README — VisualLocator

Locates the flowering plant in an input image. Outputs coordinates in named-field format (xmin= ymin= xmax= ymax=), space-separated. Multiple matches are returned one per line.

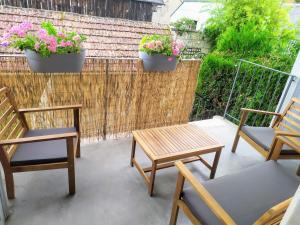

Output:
xmin=0 ymin=21 xmax=86 ymax=57
xmin=139 ymin=34 xmax=184 ymax=57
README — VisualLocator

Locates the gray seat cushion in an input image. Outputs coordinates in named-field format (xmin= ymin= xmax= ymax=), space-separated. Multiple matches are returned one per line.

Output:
xmin=241 ymin=126 xmax=299 ymax=155
xmin=11 ymin=127 xmax=76 ymax=166
xmin=182 ymin=162 xmax=300 ymax=225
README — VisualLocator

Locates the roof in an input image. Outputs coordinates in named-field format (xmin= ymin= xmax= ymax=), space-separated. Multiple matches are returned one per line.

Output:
xmin=134 ymin=0 xmax=164 ymax=5
xmin=0 ymin=6 xmax=169 ymax=58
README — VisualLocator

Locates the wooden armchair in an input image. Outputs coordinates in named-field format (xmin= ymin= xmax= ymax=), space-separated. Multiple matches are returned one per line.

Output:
xmin=231 ymin=98 xmax=300 ymax=175
xmin=0 ymin=87 xmax=81 ymax=199
xmin=169 ymin=161 xmax=299 ymax=225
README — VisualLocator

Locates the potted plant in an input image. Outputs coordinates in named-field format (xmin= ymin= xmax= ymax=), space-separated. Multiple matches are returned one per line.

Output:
xmin=138 ymin=34 xmax=185 ymax=72
xmin=0 ymin=21 xmax=87 ymax=73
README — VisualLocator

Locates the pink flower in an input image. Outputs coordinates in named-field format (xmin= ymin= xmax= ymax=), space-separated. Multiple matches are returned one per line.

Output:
xmin=34 ymin=43 xmax=40 ymax=51
xmin=47 ymin=36 xmax=57 ymax=45
xmin=65 ymin=41 xmax=73 ymax=46
xmin=38 ymin=29 xmax=48 ymax=40
xmin=19 ymin=22 xmax=33 ymax=32
xmin=147 ymin=42 xmax=155 ymax=49
xmin=72 ymin=35 xmax=81 ymax=42
xmin=172 ymin=47 xmax=180 ymax=56
xmin=8 ymin=22 xmax=32 ymax=38
xmin=2 ymin=33 xmax=11 ymax=39
xmin=0 ymin=41 xmax=10 ymax=47
xmin=168 ymin=57 xmax=173 ymax=62
xmin=17 ymin=30 xmax=26 ymax=38
xmin=48 ymin=44 xmax=57 ymax=53
xmin=57 ymin=31 xmax=65 ymax=38
xmin=60 ymin=40 xmax=73 ymax=47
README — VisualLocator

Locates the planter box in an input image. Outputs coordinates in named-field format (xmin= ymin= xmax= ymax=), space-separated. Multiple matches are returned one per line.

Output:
xmin=24 ymin=49 xmax=86 ymax=73
xmin=139 ymin=52 xmax=177 ymax=72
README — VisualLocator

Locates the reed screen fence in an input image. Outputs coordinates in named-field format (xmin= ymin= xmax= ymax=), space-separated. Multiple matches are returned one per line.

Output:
xmin=0 ymin=56 xmax=200 ymax=141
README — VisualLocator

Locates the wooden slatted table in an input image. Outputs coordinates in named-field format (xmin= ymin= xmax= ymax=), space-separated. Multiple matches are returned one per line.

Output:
xmin=130 ymin=124 xmax=224 ymax=196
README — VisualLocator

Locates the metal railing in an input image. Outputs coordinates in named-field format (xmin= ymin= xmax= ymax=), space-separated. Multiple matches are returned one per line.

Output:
xmin=224 ymin=59 xmax=297 ymax=126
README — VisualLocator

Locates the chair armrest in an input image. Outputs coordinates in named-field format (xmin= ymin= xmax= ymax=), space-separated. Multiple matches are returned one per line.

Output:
xmin=253 ymin=198 xmax=292 ymax=225
xmin=0 ymin=132 xmax=78 ymax=146
xmin=175 ymin=161 xmax=237 ymax=225
xmin=275 ymin=130 xmax=300 ymax=137
xmin=18 ymin=104 xmax=82 ymax=113
xmin=241 ymin=108 xmax=282 ymax=116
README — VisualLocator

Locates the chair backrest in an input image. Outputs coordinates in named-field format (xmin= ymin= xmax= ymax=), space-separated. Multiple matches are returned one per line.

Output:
xmin=0 ymin=87 xmax=27 ymax=160
xmin=253 ymin=198 xmax=291 ymax=225
xmin=275 ymin=97 xmax=300 ymax=150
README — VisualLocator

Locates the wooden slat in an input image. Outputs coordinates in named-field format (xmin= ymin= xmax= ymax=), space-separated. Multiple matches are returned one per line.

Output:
xmin=241 ymin=108 xmax=282 ymax=116
xmin=177 ymin=200 xmax=202 ymax=225
xmin=284 ymin=136 xmax=300 ymax=148
xmin=0 ymin=98 xmax=9 ymax=110
xmin=286 ymin=110 xmax=300 ymax=121
xmin=292 ymin=97 xmax=300 ymax=104
xmin=277 ymin=136 xmax=300 ymax=154
xmin=6 ymin=121 xmax=22 ymax=140
xmin=0 ymin=132 xmax=78 ymax=146
xmin=0 ymin=106 xmax=13 ymax=125
xmin=12 ymin=162 xmax=69 ymax=172
xmin=254 ymin=198 xmax=291 ymax=225
xmin=0 ymin=114 xmax=17 ymax=139
xmin=0 ymin=87 xmax=8 ymax=95
xmin=132 ymin=158 xmax=150 ymax=184
xmin=143 ymin=156 xmax=211 ymax=173
xmin=290 ymin=105 xmax=300 ymax=113
xmin=279 ymin=123 xmax=298 ymax=133
xmin=282 ymin=117 xmax=300 ymax=129
xmin=6 ymin=128 xmax=25 ymax=159
xmin=18 ymin=104 xmax=82 ymax=113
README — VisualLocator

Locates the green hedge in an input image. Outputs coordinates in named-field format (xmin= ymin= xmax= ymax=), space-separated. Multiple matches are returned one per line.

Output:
xmin=190 ymin=52 xmax=293 ymax=126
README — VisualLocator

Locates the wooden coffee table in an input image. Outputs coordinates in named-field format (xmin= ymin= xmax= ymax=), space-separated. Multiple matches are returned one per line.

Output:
xmin=130 ymin=124 xmax=224 ymax=196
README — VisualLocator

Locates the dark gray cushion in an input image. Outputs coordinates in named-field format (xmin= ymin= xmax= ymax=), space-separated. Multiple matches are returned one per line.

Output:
xmin=241 ymin=126 xmax=299 ymax=155
xmin=183 ymin=161 xmax=300 ymax=225
xmin=11 ymin=127 xmax=76 ymax=166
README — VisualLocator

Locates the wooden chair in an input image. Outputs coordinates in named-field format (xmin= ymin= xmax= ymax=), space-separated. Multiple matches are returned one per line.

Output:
xmin=0 ymin=87 xmax=81 ymax=199
xmin=169 ymin=161 xmax=300 ymax=225
xmin=232 ymin=98 xmax=300 ymax=175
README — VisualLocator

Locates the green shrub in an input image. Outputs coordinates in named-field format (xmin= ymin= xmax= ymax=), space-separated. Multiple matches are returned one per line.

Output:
xmin=191 ymin=0 xmax=300 ymax=125
xmin=216 ymin=22 xmax=274 ymax=56
xmin=191 ymin=52 xmax=236 ymax=120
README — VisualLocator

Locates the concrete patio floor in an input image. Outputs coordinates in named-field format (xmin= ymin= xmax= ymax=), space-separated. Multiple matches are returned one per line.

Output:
xmin=5 ymin=116 xmax=300 ymax=225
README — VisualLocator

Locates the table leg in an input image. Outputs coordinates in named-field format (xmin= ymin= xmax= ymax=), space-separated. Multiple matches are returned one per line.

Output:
xmin=148 ymin=161 xmax=157 ymax=196
xmin=210 ymin=149 xmax=221 ymax=179
xmin=130 ymin=137 xmax=136 ymax=167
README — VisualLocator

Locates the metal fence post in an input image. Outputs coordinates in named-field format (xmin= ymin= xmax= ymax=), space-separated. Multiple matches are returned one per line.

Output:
xmin=223 ymin=60 xmax=242 ymax=118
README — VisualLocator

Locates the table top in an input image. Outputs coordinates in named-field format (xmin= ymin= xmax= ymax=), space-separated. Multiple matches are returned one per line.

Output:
xmin=132 ymin=124 xmax=224 ymax=162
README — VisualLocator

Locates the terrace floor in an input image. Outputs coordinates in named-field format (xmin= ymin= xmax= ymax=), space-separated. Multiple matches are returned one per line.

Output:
xmin=5 ymin=116 xmax=300 ymax=225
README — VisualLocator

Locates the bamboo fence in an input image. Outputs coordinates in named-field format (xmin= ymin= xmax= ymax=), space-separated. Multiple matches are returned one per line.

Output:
xmin=0 ymin=56 xmax=201 ymax=141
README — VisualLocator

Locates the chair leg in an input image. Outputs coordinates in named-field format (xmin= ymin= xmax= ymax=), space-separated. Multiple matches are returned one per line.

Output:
xmin=76 ymin=137 xmax=81 ymax=158
xmin=297 ymin=165 xmax=300 ymax=176
xmin=68 ymin=165 xmax=76 ymax=195
xmin=231 ymin=132 xmax=240 ymax=153
xmin=4 ymin=171 xmax=15 ymax=199
xmin=169 ymin=172 xmax=185 ymax=225
xmin=67 ymin=137 xmax=76 ymax=195
xmin=130 ymin=138 xmax=136 ymax=167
